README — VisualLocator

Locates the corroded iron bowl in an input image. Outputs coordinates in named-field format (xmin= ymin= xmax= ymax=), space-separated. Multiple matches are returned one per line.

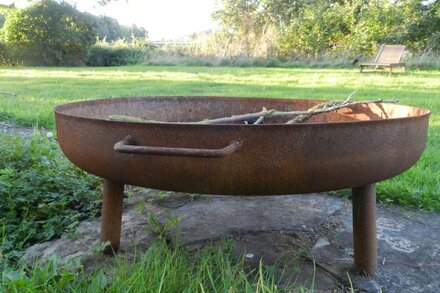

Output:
xmin=55 ymin=96 xmax=430 ymax=195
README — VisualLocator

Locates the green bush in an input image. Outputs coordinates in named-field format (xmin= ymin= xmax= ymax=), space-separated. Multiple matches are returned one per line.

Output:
xmin=1 ymin=0 xmax=96 ymax=66
xmin=427 ymin=32 xmax=440 ymax=51
xmin=86 ymin=40 xmax=151 ymax=66
xmin=0 ymin=42 xmax=10 ymax=66
xmin=0 ymin=133 xmax=101 ymax=271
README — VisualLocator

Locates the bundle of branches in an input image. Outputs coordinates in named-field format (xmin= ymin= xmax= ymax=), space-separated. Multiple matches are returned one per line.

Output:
xmin=109 ymin=90 xmax=398 ymax=125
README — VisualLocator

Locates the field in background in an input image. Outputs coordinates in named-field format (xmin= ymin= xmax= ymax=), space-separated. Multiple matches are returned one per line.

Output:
xmin=0 ymin=65 xmax=439 ymax=210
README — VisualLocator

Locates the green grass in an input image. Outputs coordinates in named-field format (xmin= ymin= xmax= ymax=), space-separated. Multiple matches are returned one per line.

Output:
xmin=2 ymin=239 xmax=311 ymax=292
xmin=0 ymin=65 xmax=439 ymax=211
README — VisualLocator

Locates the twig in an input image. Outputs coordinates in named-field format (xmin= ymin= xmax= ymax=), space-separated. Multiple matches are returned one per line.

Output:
xmin=285 ymin=101 xmax=333 ymax=124
xmin=253 ymin=107 xmax=266 ymax=125
xmin=253 ymin=116 xmax=265 ymax=125
xmin=108 ymin=115 xmax=163 ymax=123
xmin=0 ymin=91 xmax=17 ymax=96
xmin=204 ymin=99 xmax=397 ymax=125
xmin=344 ymin=89 xmax=359 ymax=103
xmin=110 ymin=109 xmax=277 ymax=124
xmin=286 ymin=90 xmax=359 ymax=124
xmin=286 ymin=97 xmax=397 ymax=124
xmin=200 ymin=108 xmax=276 ymax=124
xmin=108 ymin=96 xmax=398 ymax=125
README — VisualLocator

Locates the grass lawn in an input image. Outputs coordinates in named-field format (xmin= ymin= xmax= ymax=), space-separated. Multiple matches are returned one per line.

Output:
xmin=0 ymin=65 xmax=439 ymax=211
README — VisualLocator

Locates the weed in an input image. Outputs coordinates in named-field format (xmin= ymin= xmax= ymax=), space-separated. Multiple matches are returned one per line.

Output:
xmin=0 ymin=132 xmax=101 ymax=272
xmin=145 ymin=213 xmax=183 ymax=239
xmin=1 ymin=238 xmax=312 ymax=292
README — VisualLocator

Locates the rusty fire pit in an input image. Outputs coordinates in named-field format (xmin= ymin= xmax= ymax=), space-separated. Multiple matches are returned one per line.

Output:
xmin=54 ymin=96 xmax=430 ymax=274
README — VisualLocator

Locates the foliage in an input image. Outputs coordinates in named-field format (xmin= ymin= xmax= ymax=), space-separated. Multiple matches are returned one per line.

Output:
xmin=212 ymin=0 xmax=268 ymax=57
xmin=0 ymin=1 xmax=149 ymax=66
xmin=212 ymin=0 xmax=440 ymax=59
xmin=0 ymin=5 xmax=13 ymax=65
xmin=0 ymin=4 xmax=14 ymax=29
xmin=2 ymin=239 xmax=308 ymax=291
xmin=145 ymin=213 xmax=183 ymax=239
xmin=0 ymin=12 xmax=4 ymax=28
xmin=0 ymin=42 xmax=10 ymax=66
xmin=0 ymin=132 xmax=101 ymax=272
xmin=1 ymin=1 xmax=438 ymax=64
xmin=86 ymin=39 xmax=152 ymax=66
xmin=83 ymin=13 xmax=148 ymax=42
xmin=1 ymin=0 xmax=97 ymax=65
xmin=1 ymin=256 xmax=80 ymax=291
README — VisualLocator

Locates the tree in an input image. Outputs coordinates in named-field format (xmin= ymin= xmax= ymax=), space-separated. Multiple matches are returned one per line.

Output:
xmin=81 ymin=12 xmax=148 ymax=42
xmin=213 ymin=0 xmax=266 ymax=56
xmin=260 ymin=0 xmax=304 ymax=27
xmin=1 ymin=0 xmax=97 ymax=65
xmin=212 ymin=0 xmax=440 ymax=59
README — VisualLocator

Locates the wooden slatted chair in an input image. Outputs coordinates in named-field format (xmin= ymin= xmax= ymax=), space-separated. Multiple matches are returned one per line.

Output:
xmin=360 ymin=44 xmax=406 ymax=74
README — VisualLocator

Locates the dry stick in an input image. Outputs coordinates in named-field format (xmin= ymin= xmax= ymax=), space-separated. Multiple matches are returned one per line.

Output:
xmin=343 ymin=89 xmax=359 ymax=104
xmin=284 ymin=99 xmax=398 ymax=124
xmin=109 ymin=109 xmax=276 ymax=124
xmin=253 ymin=116 xmax=265 ymax=125
xmin=199 ymin=99 xmax=398 ymax=124
xmin=0 ymin=91 xmax=17 ymax=96
xmin=253 ymin=107 xmax=266 ymax=125
xmin=286 ymin=101 xmax=332 ymax=124
xmin=108 ymin=98 xmax=398 ymax=125
xmin=108 ymin=115 xmax=163 ymax=123
xmin=287 ymin=89 xmax=360 ymax=124
xmin=109 ymin=111 xmax=276 ymax=124
xmin=200 ymin=108 xmax=276 ymax=124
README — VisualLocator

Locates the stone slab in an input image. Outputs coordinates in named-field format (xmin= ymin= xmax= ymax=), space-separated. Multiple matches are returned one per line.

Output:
xmin=311 ymin=204 xmax=440 ymax=293
xmin=166 ymin=194 xmax=344 ymax=243
xmin=230 ymin=232 xmax=342 ymax=292
xmin=23 ymin=190 xmax=440 ymax=292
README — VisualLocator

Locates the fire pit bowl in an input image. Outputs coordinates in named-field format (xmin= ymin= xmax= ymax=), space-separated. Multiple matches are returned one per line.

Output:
xmin=55 ymin=96 xmax=430 ymax=274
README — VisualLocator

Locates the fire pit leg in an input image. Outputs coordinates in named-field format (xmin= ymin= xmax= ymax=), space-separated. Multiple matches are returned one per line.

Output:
xmin=352 ymin=184 xmax=377 ymax=274
xmin=100 ymin=179 xmax=124 ymax=254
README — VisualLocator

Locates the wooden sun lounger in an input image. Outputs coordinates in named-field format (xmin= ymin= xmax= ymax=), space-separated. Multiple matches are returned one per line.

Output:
xmin=360 ymin=45 xmax=406 ymax=74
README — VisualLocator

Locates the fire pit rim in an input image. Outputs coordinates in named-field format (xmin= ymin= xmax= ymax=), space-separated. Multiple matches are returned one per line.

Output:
xmin=54 ymin=96 xmax=431 ymax=126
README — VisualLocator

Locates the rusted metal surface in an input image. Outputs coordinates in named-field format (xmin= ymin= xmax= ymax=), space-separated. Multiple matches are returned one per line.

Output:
xmin=100 ymin=179 xmax=124 ymax=254
xmin=54 ymin=96 xmax=430 ymax=195
xmin=353 ymin=184 xmax=377 ymax=274
xmin=54 ymin=96 xmax=430 ymax=271
xmin=114 ymin=135 xmax=242 ymax=157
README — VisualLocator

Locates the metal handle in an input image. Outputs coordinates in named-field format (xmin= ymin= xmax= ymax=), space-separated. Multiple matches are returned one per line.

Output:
xmin=114 ymin=135 xmax=242 ymax=158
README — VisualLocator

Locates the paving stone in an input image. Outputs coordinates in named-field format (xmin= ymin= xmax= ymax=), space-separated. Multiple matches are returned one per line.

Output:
xmin=230 ymin=232 xmax=342 ymax=292
xmin=23 ymin=191 xmax=440 ymax=292
xmin=311 ymin=204 xmax=440 ymax=293
xmin=166 ymin=194 xmax=344 ymax=243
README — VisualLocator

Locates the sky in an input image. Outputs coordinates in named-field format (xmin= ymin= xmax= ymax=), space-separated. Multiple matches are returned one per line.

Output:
xmin=1 ymin=0 xmax=219 ymax=40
